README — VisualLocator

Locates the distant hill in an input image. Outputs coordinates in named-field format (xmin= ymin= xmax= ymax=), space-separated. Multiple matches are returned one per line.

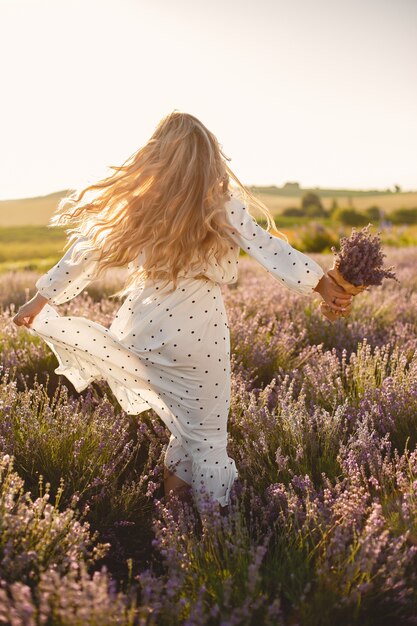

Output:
xmin=0 ymin=185 xmax=416 ymax=226
xmin=0 ymin=190 xmax=73 ymax=226
xmin=250 ymin=182 xmax=413 ymax=197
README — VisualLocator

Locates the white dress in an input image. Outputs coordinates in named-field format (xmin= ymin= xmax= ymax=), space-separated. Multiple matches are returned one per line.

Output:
xmin=29 ymin=193 xmax=325 ymax=511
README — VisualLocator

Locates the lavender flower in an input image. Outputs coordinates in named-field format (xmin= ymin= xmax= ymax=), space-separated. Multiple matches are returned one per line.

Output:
xmin=331 ymin=224 xmax=399 ymax=286
xmin=0 ymin=249 xmax=416 ymax=623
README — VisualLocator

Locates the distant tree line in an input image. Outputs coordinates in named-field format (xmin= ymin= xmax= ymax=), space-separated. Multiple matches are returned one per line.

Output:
xmin=281 ymin=192 xmax=417 ymax=226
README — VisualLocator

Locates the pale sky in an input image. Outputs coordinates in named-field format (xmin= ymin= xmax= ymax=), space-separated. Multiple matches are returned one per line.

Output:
xmin=0 ymin=0 xmax=416 ymax=200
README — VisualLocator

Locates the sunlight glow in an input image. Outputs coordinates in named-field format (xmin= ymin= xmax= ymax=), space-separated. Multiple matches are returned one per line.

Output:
xmin=0 ymin=0 xmax=416 ymax=199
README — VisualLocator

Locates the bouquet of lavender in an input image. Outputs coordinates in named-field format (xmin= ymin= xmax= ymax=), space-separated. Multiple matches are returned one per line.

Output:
xmin=320 ymin=224 xmax=399 ymax=322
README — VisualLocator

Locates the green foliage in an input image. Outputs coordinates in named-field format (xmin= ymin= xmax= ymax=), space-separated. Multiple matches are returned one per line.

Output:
xmin=301 ymin=192 xmax=323 ymax=210
xmin=301 ymin=192 xmax=328 ymax=218
xmin=390 ymin=207 xmax=417 ymax=224
xmin=365 ymin=206 xmax=382 ymax=221
xmin=297 ymin=223 xmax=338 ymax=253
xmin=281 ymin=207 xmax=305 ymax=217
xmin=332 ymin=207 xmax=369 ymax=226
xmin=305 ymin=204 xmax=328 ymax=218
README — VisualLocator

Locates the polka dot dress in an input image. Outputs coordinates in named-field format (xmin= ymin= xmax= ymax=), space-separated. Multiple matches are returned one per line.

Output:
xmin=29 ymin=193 xmax=325 ymax=512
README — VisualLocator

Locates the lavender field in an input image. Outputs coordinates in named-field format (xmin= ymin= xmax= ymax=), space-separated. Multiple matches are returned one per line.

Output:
xmin=1 ymin=248 xmax=417 ymax=625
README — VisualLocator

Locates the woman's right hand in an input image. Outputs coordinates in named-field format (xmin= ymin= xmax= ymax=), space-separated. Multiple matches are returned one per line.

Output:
xmin=313 ymin=274 xmax=353 ymax=312
xmin=13 ymin=292 xmax=49 ymax=328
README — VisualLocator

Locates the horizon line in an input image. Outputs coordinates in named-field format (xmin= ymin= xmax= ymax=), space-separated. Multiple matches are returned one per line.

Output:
xmin=0 ymin=183 xmax=416 ymax=203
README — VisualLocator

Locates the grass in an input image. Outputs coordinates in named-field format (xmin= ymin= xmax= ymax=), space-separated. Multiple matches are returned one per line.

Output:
xmin=0 ymin=226 xmax=67 ymax=270
xmin=2 ymin=219 xmax=417 ymax=274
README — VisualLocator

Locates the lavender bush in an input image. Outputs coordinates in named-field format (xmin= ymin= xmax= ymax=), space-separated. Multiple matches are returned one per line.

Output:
xmin=0 ymin=454 xmax=109 ymax=585
xmin=0 ymin=247 xmax=416 ymax=624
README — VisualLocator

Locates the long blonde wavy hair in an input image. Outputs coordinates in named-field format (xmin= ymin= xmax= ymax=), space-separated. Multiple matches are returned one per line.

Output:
xmin=50 ymin=110 xmax=288 ymax=297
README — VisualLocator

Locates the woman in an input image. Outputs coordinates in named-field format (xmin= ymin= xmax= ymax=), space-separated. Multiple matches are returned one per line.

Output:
xmin=13 ymin=111 xmax=352 ymax=514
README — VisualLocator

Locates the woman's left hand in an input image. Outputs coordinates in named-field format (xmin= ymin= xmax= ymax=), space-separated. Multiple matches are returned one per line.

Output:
xmin=13 ymin=292 xmax=48 ymax=328
xmin=313 ymin=274 xmax=353 ymax=312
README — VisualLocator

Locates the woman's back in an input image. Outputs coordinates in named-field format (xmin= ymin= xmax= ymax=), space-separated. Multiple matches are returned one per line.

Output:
xmin=14 ymin=111 xmax=350 ymax=516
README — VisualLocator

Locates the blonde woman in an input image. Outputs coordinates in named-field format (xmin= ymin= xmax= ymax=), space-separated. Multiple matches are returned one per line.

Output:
xmin=13 ymin=111 xmax=352 ymax=515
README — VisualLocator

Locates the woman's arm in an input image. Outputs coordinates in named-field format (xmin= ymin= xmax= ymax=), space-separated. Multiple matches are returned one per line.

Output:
xmin=225 ymin=195 xmax=352 ymax=312
xmin=13 ymin=236 xmax=101 ymax=328
xmin=35 ymin=236 xmax=100 ymax=305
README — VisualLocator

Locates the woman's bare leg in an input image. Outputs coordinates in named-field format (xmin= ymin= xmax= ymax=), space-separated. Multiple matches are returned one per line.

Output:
xmin=163 ymin=466 xmax=230 ymax=517
xmin=163 ymin=465 xmax=193 ymax=503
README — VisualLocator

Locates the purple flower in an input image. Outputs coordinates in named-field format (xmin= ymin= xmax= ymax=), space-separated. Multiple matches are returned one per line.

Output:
xmin=331 ymin=224 xmax=399 ymax=286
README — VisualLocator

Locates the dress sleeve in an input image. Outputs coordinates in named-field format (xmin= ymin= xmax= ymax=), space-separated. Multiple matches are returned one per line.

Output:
xmin=35 ymin=236 xmax=101 ymax=305
xmin=225 ymin=195 xmax=325 ymax=296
